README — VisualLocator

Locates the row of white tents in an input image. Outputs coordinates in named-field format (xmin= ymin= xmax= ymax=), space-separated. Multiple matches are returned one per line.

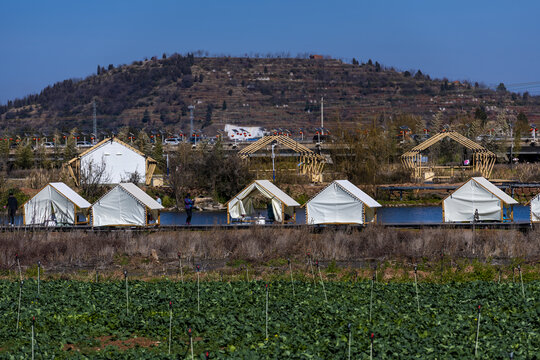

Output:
xmin=23 ymin=182 xmax=163 ymax=227
xmin=50 ymin=137 xmax=540 ymax=225
xmin=226 ymin=179 xmax=383 ymax=225
xmin=21 ymin=177 xmax=540 ymax=227
xmin=227 ymin=177 xmax=540 ymax=224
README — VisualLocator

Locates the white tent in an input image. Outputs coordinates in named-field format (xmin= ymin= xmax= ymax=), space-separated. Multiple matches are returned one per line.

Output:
xmin=92 ymin=183 xmax=164 ymax=226
xmin=528 ymin=193 xmax=540 ymax=222
xmin=23 ymin=182 xmax=91 ymax=225
xmin=67 ymin=138 xmax=157 ymax=186
xmin=227 ymin=180 xmax=300 ymax=223
xmin=305 ymin=180 xmax=382 ymax=225
xmin=443 ymin=177 xmax=518 ymax=222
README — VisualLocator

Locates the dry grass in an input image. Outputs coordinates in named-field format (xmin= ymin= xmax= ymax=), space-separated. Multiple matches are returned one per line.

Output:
xmin=0 ymin=227 xmax=539 ymax=275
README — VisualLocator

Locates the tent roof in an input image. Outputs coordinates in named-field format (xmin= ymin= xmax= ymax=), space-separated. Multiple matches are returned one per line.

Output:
xmin=445 ymin=177 xmax=518 ymax=205
xmin=22 ymin=182 xmax=92 ymax=209
xmin=117 ymin=183 xmax=164 ymax=210
xmin=334 ymin=180 xmax=382 ymax=208
xmin=305 ymin=180 xmax=381 ymax=208
xmin=49 ymin=182 xmax=92 ymax=208
xmin=67 ymin=137 xmax=156 ymax=165
xmin=471 ymin=177 xmax=518 ymax=205
xmin=228 ymin=180 xmax=300 ymax=207
xmin=253 ymin=180 xmax=300 ymax=207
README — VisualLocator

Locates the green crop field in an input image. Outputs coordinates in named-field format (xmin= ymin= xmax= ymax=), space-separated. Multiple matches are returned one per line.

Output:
xmin=0 ymin=279 xmax=539 ymax=359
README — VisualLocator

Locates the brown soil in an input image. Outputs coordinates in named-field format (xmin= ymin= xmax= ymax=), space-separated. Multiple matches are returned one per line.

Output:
xmin=63 ymin=336 xmax=159 ymax=352
xmin=96 ymin=336 xmax=159 ymax=351
xmin=62 ymin=344 xmax=79 ymax=351
xmin=383 ymin=267 xmax=405 ymax=280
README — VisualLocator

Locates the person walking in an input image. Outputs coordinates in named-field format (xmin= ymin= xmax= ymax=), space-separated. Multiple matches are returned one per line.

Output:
xmin=184 ymin=194 xmax=194 ymax=225
xmin=6 ymin=191 xmax=18 ymax=226
xmin=156 ymin=196 xmax=162 ymax=206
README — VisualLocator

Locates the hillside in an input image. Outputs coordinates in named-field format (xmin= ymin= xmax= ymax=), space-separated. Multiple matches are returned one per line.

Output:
xmin=1 ymin=54 xmax=539 ymax=135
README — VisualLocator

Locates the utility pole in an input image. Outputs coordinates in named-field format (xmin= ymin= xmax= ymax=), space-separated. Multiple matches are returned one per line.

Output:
xmin=509 ymin=124 xmax=514 ymax=168
xmin=317 ymin=97 xmax=324 ymax=144
xmin=93 ymin=99 xmax=98 ymax=144
xmin=188 ymin=105 xmax=195 ymax=143
xmin=272 ymin=143 xmax=277 ymax=181
xmin=320 ymin=97 xmax=324 ymax=135
xmin=92 ymin=100 xmax=97 ymax=144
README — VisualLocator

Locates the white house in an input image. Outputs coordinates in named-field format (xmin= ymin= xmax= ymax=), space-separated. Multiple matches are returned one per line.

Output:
xmin=304 ymin=180 xmax=382 ymax=225
xmin=23 ymin=182 xmax=91 ymax=225
xmin=226 ymin=180 xmax=299 ymax=224
xmin=443 ymin=177 xmax=518 ymax=222
xmin=528 ymin=193 xmax=540 ymax=223
xmin=91 ymin=183 xmax=164 ymax=226
xmin=67 ymin=138 xmax=157 ymax=185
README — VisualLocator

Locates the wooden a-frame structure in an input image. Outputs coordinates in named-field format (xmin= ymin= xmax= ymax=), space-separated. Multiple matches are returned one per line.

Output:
xmin=401 ymin=131 xmax=496 ymax=181
xmin=239 ymin=135 xmax=326 ymax=182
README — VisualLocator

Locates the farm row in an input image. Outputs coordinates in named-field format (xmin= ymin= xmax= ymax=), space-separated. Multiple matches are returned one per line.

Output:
xmin=0 ymin=278 xmax=539 ymax=358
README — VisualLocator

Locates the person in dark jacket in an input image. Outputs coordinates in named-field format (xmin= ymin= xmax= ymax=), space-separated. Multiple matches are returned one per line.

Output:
xmin=6 ymin=191 xmax=18 ymax=226
xmin=184 ymin=194 xmax=194 ymax=225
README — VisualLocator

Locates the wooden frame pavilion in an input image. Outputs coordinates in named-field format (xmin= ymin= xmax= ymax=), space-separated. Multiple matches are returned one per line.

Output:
xmin=401 ymin=131 xmax=496 ymax=181
xmin=238 ymin=135 xmax=326 ymax=182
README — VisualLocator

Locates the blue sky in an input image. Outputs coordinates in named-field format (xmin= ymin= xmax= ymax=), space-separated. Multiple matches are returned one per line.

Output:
xmin=1 ymin=0 xmax=540 ymax=104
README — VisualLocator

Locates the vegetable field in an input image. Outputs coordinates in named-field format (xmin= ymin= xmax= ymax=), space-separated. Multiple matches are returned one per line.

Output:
xmin=0 ymin=278 xmax=539 ymax=359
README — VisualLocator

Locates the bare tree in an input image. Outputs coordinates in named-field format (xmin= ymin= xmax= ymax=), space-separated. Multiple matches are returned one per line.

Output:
xmin=168 ymin=144 xmax=200 ymax=206
xmin=120 ymin=170 xmax=142 ymax=184
xmin=168 ymin=143 xmax=252 ymax=205
xmin=80 ymin=158 xmax=111 ymax=200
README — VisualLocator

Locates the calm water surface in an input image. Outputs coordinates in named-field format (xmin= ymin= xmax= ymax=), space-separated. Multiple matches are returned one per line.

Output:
xmin=3 ymin=205 xmax=530 ymax=226
xmin=160 ymin=205 xmax=531 ymax=225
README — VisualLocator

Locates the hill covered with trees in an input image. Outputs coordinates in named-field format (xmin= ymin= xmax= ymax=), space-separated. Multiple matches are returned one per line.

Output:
xmin=1 ymin=54 xmax=538 ymax=136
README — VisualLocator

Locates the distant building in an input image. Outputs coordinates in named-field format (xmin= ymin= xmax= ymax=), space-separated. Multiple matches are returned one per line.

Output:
xmin=224 ymin=124 xmax=265 ymax=141
xmin=309 ymin=54 xmax=324 ymax=60
xmin=66 ymin=137 xmax=157 ymax=186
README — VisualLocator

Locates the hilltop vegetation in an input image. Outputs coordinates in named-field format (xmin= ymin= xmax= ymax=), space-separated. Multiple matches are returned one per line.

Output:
xmin=1 ymin=54 xmax=538 ymax=134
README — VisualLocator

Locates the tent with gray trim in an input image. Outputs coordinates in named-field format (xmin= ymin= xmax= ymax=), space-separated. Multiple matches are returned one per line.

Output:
xmin=304 ymin=180 xmax=382 ymax=224
xmin=528 ymin=193 xmax=540 ymax=223
xmin=23 ymin=182 xmax=91 ymax=226
xmin=226 ymin=180 xmax=300 ymax=223
xmin=91 ymin=183 xmax=164 ymax=226
xmin=443 ymin=177 xmax=518 ymax=222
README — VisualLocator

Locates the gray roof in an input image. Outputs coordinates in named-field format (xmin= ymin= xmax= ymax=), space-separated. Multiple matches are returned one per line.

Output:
xmin=119 ymin=183 xmax=164 ymax=210
xmin=49 ymin=182 xmax=91 ymax=208
xmin=471 ymin=177 xmax=518 ymax=205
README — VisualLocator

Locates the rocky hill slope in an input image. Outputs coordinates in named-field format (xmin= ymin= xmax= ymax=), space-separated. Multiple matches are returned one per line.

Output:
xmin=1 ymin=54 xmax=538 ymax=135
